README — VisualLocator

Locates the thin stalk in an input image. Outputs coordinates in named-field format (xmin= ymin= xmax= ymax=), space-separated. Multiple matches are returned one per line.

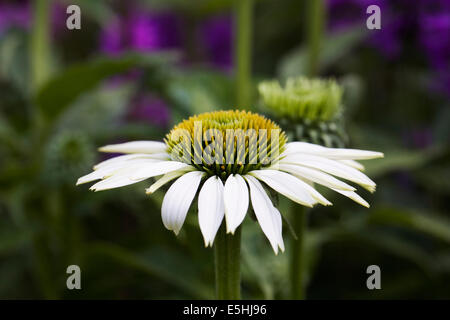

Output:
xmin=290 ymin=205 xmax=307 ymax=299
xmin=290 ymin=0 xmax=325 ymax=300
xmin=30 ymin=0 xmax=53 ymax=150
xmin=306 ymin=0 xmax=325 ymax=77
xmin=31 ymin=0 xmax=51 ymax=93
xmin=214 ymin=225 xmax=242 ymax=300
xmin=29 ymin=0 xmax=57 ymax=299
xmin=234 ymin=0 xmax=253 ymax=108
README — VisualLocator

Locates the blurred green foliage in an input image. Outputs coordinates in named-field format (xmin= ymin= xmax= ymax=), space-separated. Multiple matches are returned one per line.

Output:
xmin=0 ymin=0 xmax=449 ymax=299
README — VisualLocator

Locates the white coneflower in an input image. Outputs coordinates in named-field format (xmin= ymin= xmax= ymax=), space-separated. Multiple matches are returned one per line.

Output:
xmin=77 ymin=110 xmax=383 ymax=254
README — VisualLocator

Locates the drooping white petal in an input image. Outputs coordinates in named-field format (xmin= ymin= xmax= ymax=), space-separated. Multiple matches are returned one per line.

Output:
xmin=271 ymin=206 xmax=285 ymax=252
xmin=281 ymin=154 xmax=377 ymax=192
xmin=99 ymin=141 xmax=167 ymax=154
xmin=284 ymin=142 xmax=384 ymax=160
xmin=224 ymin=174 xmax=249 ymax=234
xmin=332 ymin=188 xmax=370 ymax=208
xmin=131 ymin=161 xmax=191 ymax=181
xmin=198 ymin=176 xmax=225 ymax=247
xmin=89 ymin=167 xmax=147 ymax=191
xmin=249 ymin=170 xmax=330 ymax=206
xmin=146 ymin=166 xmax=195 ymax=194
xmin=93 ymin=153 xmax=169 ymax=170
xmin=77 ymin=158 xmax=160 ymax=185
xmin=77 ymin=167 xmax=114 ymax=185
xmin=245 ymin=175 xmax=284 ymax=254
xmin=161 ymin=171 xmax=204 ymax=235
xmin=89 ymin=161 xmax=191 ymax=191
xmin=339 ymin=159 xmax=365 ymax=171
xmin=278 ymin=163 xmax=355 ymax=191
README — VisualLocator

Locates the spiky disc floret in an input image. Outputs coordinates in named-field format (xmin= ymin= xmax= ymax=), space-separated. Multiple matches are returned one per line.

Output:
xmin=165 ymin=110 xmax=287 ymax=179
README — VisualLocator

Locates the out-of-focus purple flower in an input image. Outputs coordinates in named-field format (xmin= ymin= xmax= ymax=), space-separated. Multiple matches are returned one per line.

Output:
xmin=0 ymin=1 xmax=72 ymax=37
xmin=419 ymin=1 xmax=450 ymax=95
xmin=0 ymin=2 xmax=30 ymax=33
xmin=367 ymin=18 xmax=403 ymax=58
xmin=327 ymin=0 xmax=379 ymax=31
xmin=51 ymin=2 xmax=71 ymax=37
xmin=327 ymin=0 xmax=450 ymax=95
xmin=128 ymin=94 xmax=170 ymax=127
xmin=100 ymin=19 xmax=123 ymax=55
xmin=128 ymin=11 xmax=181 ymax=51
xmin=326 ymin=0 xmax=403 ymax=59
xmin=200 ymin=15 xmax=233 ymax=70
xmin=100 ymin=8 xmax=182 ymax=55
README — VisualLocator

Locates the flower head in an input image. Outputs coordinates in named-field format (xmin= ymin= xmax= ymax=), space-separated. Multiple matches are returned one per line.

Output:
xmin=77 ymin=110 xmax=383 ymax=253
xmin=259 ymin=77 xmax=347 ymax=147
xmin=165 ymin=110 xmax=286 ymax=179
xmin=259 ymin=77 xmax=343 ymax=122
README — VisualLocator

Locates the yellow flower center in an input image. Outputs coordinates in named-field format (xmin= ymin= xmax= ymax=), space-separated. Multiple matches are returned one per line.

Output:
xmin=165 ymin=110 xmax=287 ymax=178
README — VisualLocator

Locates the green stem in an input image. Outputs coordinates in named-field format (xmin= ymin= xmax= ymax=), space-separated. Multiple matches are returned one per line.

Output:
xmin=306 ymin=0 xmax=325 ymax=77
xmin=214 ymin=225 xmax=242 ymax=300
xmin=290 ymin=206 xmax=307 ymax=299
xmin=30 ymin=0 xmax=53 ymax=151
xmin=235 ymin=0 xmax=253 ymax=108
xmin=31 ymin=0 xmax=51 ymax=93
xmin=29 ymin=0 xmax=57 ymax=299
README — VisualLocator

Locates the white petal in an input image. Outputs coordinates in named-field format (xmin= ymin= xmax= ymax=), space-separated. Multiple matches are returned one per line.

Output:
xmin=277 ymin=163 xmax=355 ymax=191
xmin=284 ymin=142 xmax=384 ymax=160
xmin=245 ymin=175 xmax=284 ymax=254
xmin=281 ymin=154 xmax=377 ymax=192
xmin=77 ymin=158 xmax=159 ymax=185
xmin=198 ymin=176 xmax=225 ymax=247
xmin=161 ymin=171 xmax=204 ymax=235
xmin=93 ymin=153 xmax=169 ymax=170
xmin=131 ymin=161 xmax=191 ymax=180
xmin=249 ymin=170 xmax=330 ymax=206
xmin=339 ymin=159 xmax=365 ymax=171
xmin=89 ymin=167 xmax=147 ymax=191
xmin=271 ymin=206 xmax=285 ymax=252
xmin=146 ymin=167 xmax=194 ymax=194
xmin=332 ymin=188 xmax=370 ymax=208
xmin=99 ymin=141 xmax=167 ymax=154
xmin=224 ymin=174 xmax=249 ymax=234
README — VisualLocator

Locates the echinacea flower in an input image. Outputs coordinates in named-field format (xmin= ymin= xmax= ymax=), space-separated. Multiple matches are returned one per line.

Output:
xmin=77 ymin=110 xmax=383 ymax=253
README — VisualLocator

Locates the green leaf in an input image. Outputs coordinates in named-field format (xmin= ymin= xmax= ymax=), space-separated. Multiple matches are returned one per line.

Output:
xmin=369 ymin=207 xmax=450 ymax=244
xmin=87 ymin=242 xmax=213 ymax=299
xmin=363 ymin=149 xmax=437 ymax=178
xmin=278 ymin=28 xmax=366 ymax=79
xmin=35 ymin=53 xmax=175 ymax=121
xmin=55 ymin=83 xmax=133 ymax=135
xmin=414 ymin=164 xmax=450 ymax=193
xmin=165 ymin=69 xmax=234 ymax=117
xmin=63 ymin=0 xmax=116 ymax=26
